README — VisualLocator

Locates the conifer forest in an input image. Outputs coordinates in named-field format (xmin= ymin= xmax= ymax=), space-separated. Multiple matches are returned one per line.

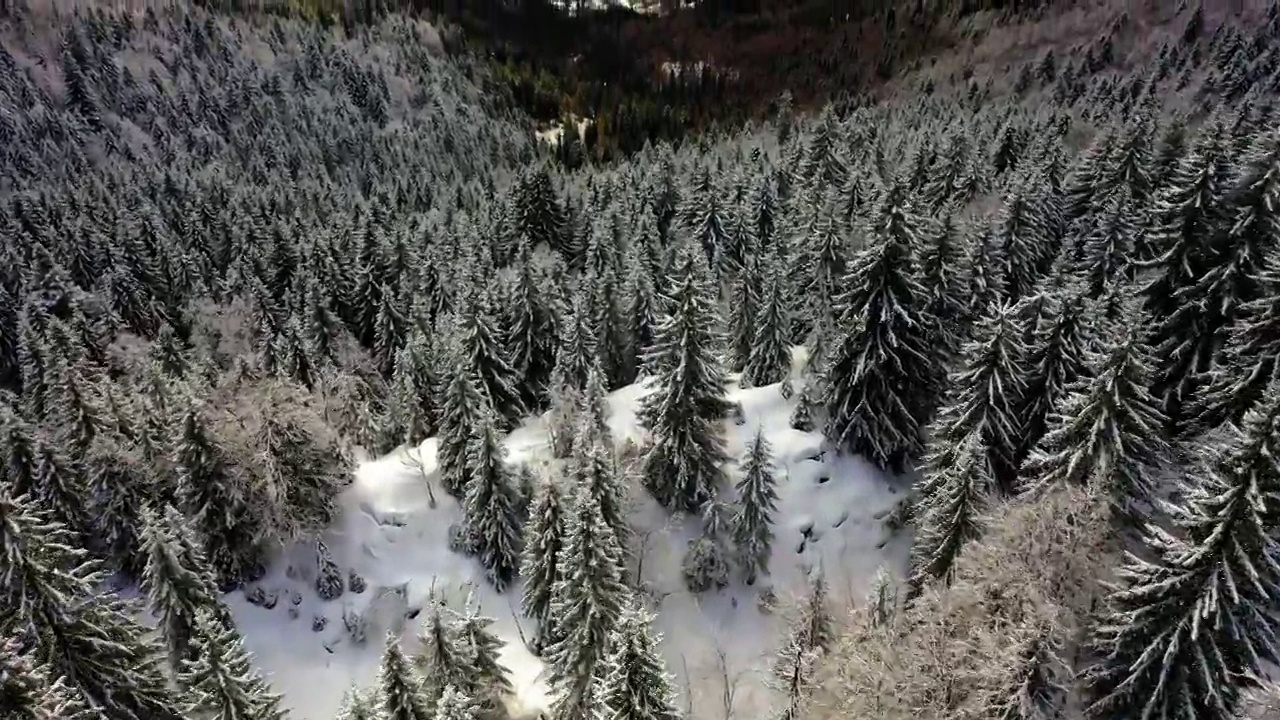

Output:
xmin=5 ymin=0 xmax=1280 ymax=719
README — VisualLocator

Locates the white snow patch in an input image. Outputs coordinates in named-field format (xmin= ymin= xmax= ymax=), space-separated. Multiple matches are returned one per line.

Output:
xmin=231 ymin=353 xmax=909 ymax=719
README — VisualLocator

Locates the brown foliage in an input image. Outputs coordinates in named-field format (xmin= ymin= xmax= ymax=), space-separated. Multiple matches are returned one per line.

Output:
xmin=810 ymin=486 xmax=1116 ymax=720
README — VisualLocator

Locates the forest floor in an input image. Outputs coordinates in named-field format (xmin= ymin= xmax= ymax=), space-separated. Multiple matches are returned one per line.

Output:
xmin=229 ymin=348 xmax=910 ymax=719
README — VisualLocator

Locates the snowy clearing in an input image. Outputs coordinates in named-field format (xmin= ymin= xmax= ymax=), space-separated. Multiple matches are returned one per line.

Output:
xmin=230 ymin=355 xmax=909 ymax=719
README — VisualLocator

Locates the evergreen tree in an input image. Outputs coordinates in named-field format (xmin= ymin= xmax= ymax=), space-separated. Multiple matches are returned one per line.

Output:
xmin=175 ymin=404 xmax=259 ymax=584
xmin=520 ymin=477 xmax=567 ymax=652
xmin=1151 ymin=133 xmax=1280 ymax=434
xmin=928 ymin=302 xmax=1031 ymax=494
xmin=1190 ymin=243 xmax=1280 ymax=431
xmin=569 ymin=409 xmax=626 ymax=547
xmin=335 ymin=687 xmax=378 ymax=720
xmin=727 ymin=256 xmax=762 ymax=373
xmin=0 ymin=636 xmax=44 ymax=720
xmin=1015 ymin=279 xmax=1097 ymax=470
xmin=741 ymin=252 xmax=792 ymax=388
xmin=454 ymin=594 xmax=514 ymax=711
xmin=139 ymin=504 xmax=229 ymax=672
xmin=433 ymin=686 xmax=476 ymax=720
xmin=455 ymin=291 xmax=526 ymax=430
xmin=908 ymin=431 xmax=995 ymax=589
xmin=823 ymin=184 xmax=939 ymax=472
xmin=593 ymin=604 xmax=680 ymax=720
xmin=387 ymin=330 xmax=436 ymax=448
xmin=180 ymin=612 xmax=286 ymax=720
xmin=505 ymin=256 xmax=558 ymax=408
xmin=379 ymin=633 xmax=434 ymax=720
xmin=1075 ymin=189 xmax=1141 ymax=299
xmin=555 ymin=289 xmax=599 ymax=394
xmin=462 ymin=409 xmax=523 ymax=592
xmin=0 ymin=492 xmax=184 ymax=720
xmin=544 ymin=481 xmax=630 ymax=720
xmin=1083 ymin=383 xmax=1280 ymax=719
xmin=638 ymin=250 xmax=732 ymax=512
xmin=733 ymin=429 xmax=779 ymax=585
xmin=915 ymin=210 xmax=970 ymax=356
xmin=1021 ymin=313 xmax=1169 ymax=519
xmin=991 ymin=179 xmax=1058 ymax=301
xmin=415 ymin=599 xmax=476 ymax=705
xmin=437 ymin=354 xmax=488 ymax=499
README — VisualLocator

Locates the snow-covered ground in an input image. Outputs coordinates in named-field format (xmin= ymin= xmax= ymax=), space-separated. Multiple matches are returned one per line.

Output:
xmin=230 ymin=355 xmax=910 ymax=719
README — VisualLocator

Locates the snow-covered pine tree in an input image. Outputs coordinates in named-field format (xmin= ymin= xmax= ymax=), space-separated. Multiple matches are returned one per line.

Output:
xmin=1151 ymin=131 xmax=1280 ymax=435
xmin=454 ymin=288 xmax=526 ymax=430
xmin=0 ymin=491 xmax=185 ymax=720
xmin=139 ymin=504 xmax=229 ymax=672
xmin=1075 ymin=188 xmax=1141 ymax=299
xmin=733 ymin=429 xmax=779 ymax=585
xmin=991 ymin=178 xmax=1057 ymax=301
xmin=505 ymin=254 xmax=558 ymax=409
xmin=927 ymin=301 xmax=1031 ymax=494
xmin=1083 ymin=380 xmax=1280 ymax=719
xmin=793 ymin=570 xmax=835 ymax=654
xmin=1021 ymin=306 xmax=1168 ymax=520
xmin=180 ymin=611 xmax=286 ymax=720
xmin=742 ymin=248 xmax=792 ymax=389
xmin=544 ymin=480 xmax=630 ymax=720
xmin=1014 ymin=278 xmax=1097 ymax=472
xmin=0 ymin=635 xmax=46 ymax=719
xmin=462 ymin=409 xmax=523 ymax=592
xmin=908 ymin=431 xmax=995 ymax=589
xmin=437 ymin=351 xmax=488 ymax=499
xmin=822 ymin=183 xmax=940 ymax=472
xmin=622 ymin=240 xmax=660 ymax=385
xmin=433 ymin=686 xmax=477 ymax=720
xmin=520 ymin=476 xmax=567 ymax=653
xmin=0 ymin=400 xmax=38 ymax=498
xmin=174 ymin=405 xmax=258 ymax=584
xmin=378 ymin=633 xmax=434 ymax=720
xmin=336 ymin=687 xmax=378 ymax=720
xmin=1190 ymin=242 xmax=1280 ymax=431
xmin=556 ymin=288 xmax=600 ymax=394
xmin=915 ymin=209 xmax=970 ymax=358
xmin=453 ymin=593 xmax=514 ymax=713
xmin=315 ymin=539 xmax=344 ymax=601
xmin=727 ymin=254 xmax=762 ymax=373
xmin=578 ymin=362 xmax=613 ymax=449
xmin=415 ymin=599 xmax=477 ymax=705
xmin=637 ymin=248 xmax=731 ymax=512
xmin=386 ymin=329 xmax=436 ymax=449
xmin=593 ymin=603 xmax=680 ymax=720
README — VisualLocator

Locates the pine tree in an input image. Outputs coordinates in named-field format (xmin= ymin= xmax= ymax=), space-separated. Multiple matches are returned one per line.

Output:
xmin=569 ymin=410 xmax=626 ymax=547
xmin=387 ymin=330 xmax=436 ymax=448
xmin=727 ymin=256 xmax=762 ymax=373
xmin=379 ymin=633 xmax=434 ymax=720
xmin=823 ymin=184 xmax=939 ymax=472
xmin=1075 ymin=188 xmax=1141 ymax=299
xmin=433 ymin=686 xmax=477 ymax=720
xmin=520 ymin=477 xmax=567 ymax=652
xmin=915 ymin=210 xmax=970 ymax=357
xmin=1021 ymin=313 xmax=1169 ymax=519
xmin=991 ymin=179 xmax=1057 ymax=301
xmin=544 ymin=481 xmax=630 ymax=720
xmin=505 ymin=256 xmax=558 ymax=408
xmin=1083 ymin=382 xmax=1280 ymax=719
xmin=928 ymin=302 xmax=1031 ymax=494
xmin=638 ymin=250 xmax=732 ymax=512
xmin=315 ymin=539 xmax=344 ymax=601
xmin=462 ymin=409 xmax=523 ymax=592
xmin=335 ymin=686 xmax=378 ymax=720
xmin=555 ymin=289 xmax=599 ymax=394
xmin=0 ymin=492 xmax=184 ymax=720
xmin=455 ymin=291 xmax=526 ymax=430
xmin=180 ymin=612 xmax=286 ymax=720
xmin=1151 ymin=132 xmax=1280 ymax=434
xmin=0 ymin=635 xmax=44 ymax=720
xmin=908 ymin=431 xmax=995 ymax=588
xmin=175 ymin=405 xmax=258 ymax=584
xmin=733 ymin=429 xmax=779 ymax=585
xmin=742 ymin=252 xmax=792 ymax=388
xmin=1015 ymin=279 xmax=1097 ymax=470
xmin=454 ymin=594 xmax=514 ymax=711
xmin=415 ymin=599 xmax=477 ymax=704
xmin=593 ymin=604 xmax=680 ymax=720
xmin=437 ymin=355 xmax=488 ymax=498
xmin=139 ymin=505 xmax=229 ymax=672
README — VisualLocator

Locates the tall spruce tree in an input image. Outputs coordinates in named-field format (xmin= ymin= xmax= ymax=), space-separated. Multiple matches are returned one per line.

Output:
xmin=0 ymin=492 xmax=184 ymax=720
xmin=1083 ymin=381 xmax=1280 ymax=719
xmin=462 ymin=409 xmax=523 ymax=592
xmin=927 ymin=301 xmax=1032 ymax=494
xmin=908 ymin=430 xmax=996 ymax=589
xmin=593 ymin=603 xmax=680 ymax=720
xmin=139 ymin=504 xmax=229 ymax=672
xmin=544 ymin=480 xmax=630 ymax=720
xmin=437 ymin=351 xmax=488 ymax=499
xmin=415 ymin=599 xmax=477 ymax=705
xmin=823 ymin=184 xmax=939 ymax=472
xmin=733 ymin=429 xmax=779 ymax=585
xmin=180 ymin=612 xmax=286 ymax=720
xmin=520 ymin=476 xmax=567 ymax=652
xmin=454 ymin=594 xmax=514 ymax=712
xmin=174 ymin=405 xmax=258 ymax=584
xmin=454 ymin=289 xmax=526 ymax=430
xmin=742 ymin=248 xmax=792 ymax=389
xmin=637 ymin=250 xmax=732 ymax=512
xmin=1021 ymin=309 xmax=1169 ymax=519
xmin=379 ymin=633 xmax=434 ymax=720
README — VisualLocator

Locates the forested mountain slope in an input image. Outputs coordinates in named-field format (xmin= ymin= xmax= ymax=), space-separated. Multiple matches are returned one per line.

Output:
xmin=4 ymin=1 xmax=1280 ymax=720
